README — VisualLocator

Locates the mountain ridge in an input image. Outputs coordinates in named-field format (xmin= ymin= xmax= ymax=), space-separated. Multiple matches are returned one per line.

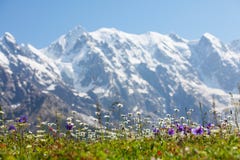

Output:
xmin=1 ymin=26 xmax=240 ymax=124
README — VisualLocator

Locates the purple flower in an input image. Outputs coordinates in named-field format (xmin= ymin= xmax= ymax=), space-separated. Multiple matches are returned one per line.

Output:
xmin=153 ymin=128 xmax=160 ymax=135
xmin=207 ymin=123 xmax=213 ymax=129
xmin=206 ymin=123 xmax=214 ymax=135
xmin=207 ymin=129 xmax=211 ymax=135
xmin=168 ymin=128 xmax=175 ymax=135
xmin=177 ymin=125 xmax=184 ymax=132
xmin=18 ymin=115 xmax=28 ymax=123
xmin=65 ymin=123 xmax=73 ymax=130
xmin=192 ymin=126 xmax=204 ymax=135
xmin=8 ymin=124 xmax=16 ymax=131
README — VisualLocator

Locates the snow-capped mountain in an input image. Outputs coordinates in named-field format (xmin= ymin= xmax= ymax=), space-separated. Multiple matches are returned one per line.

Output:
xmin=0 ymin=32 xmax=96 ymax=124
xmin=1 ymin=25 xmax=240 ymax=123
xmin=42 ymin=26 xmax=240 ymax=120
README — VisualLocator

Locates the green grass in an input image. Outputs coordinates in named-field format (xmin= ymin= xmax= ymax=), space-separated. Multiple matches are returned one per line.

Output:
xmin=0 ymin=130 xmax=239 ymax=159
xmin=0 ymin=103 xmax=239 ymax=159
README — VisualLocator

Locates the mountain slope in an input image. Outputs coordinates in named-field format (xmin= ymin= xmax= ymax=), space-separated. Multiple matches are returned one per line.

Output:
xmin=1 ymin=26 xmax=240 ymax=124
xmin=42 ymin=26 xmax=240 ymax=121
xmin=0 ymin=32 xmax=96 ymax=125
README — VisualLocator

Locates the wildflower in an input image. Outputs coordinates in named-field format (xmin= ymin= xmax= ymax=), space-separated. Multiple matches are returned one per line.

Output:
xmin=206 ymin=123 xmax=214 ymax=135
xmin=18 ymin=115 xmax=28 ymax=123
xmin=95 ymin=112 xmax=101 ymax=116
xmin=174 ymin=108 xmax=180 ymax=112
xmin=206 ymin=123 xmax=214 ymax=129
xmin=104 ymin=115 xmax=110 ymax=119
xmin=121 ymin=114 xmax=126 ymax=118
xmin=189 ymin=109 xmax=194 ymax=112
xmin=8 ymin=124 xmax=16 ymax=131
xmin=192 ymin=126 xmax=204 ymax=135
xmin=177 ymin=125 xmax=184 ymax=132
xmin=180 ymin=116 xmax=185 ymax=121
xmin=66 ymin=117 xmax=73 ymax=121
xmin=128 ymin=113 xmax=133 ymax=117
xmin=72 ymin=110 xmax=77 ymax=115
xmin=158 ymin=118 xmax=163 ymax=122
xmin=117 ymin=103 xmax=123 ymax=108
xmin=185 ymin=146 xmax=190 ymax=153
xmin=59 ymin=133 xmax=66 ymax=137
xmin=65 ymin=123 xmax=74 ymax=130
xmin=192 ymin=122 xmax=198 ymax=126
xmin=157 ymin=150 xmax=162 ymax=156
xmin=183 ymin=126 xmax=190 ymax=135
xmin=136 ymin=111 xmax=141 ymax=115
xmin=37 ymin=130 xmax=45 ymax=134
xmin=41 ymin=121 xmax=47 ymax=125
xmin=145 ymin=129 xmax=151 ymax=133
xmin=187 ymin=111 xmax=191 ymax=115
xmin=153 ymin=128 xmax=160 ymax=135
xmin=6 ymin=120 xmax=14 ymax=123
xmin=168 ymin=128 xmax=175 ymax=135
xmin=207 ymin=129 xmax=211 ymax=135
xmin=227 ymin=115 xmax=232 ymax=120
xmin=48 ymin=126 xmax=55 ymax=132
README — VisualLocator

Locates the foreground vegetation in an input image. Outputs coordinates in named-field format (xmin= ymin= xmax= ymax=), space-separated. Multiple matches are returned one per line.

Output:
xmin=0 ymin=131 xmax=239 ymax=159
xmin=0 ymin=132 xmax=238 ymax=159
xmin=0 ymin=101 xmax=239 ymax=159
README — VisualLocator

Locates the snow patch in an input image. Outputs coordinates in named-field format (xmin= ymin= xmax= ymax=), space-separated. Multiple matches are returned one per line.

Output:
xmin=11 ymin=103 xmax=21 ymax=109
xmin=0 ymin=51 xmax=9 ymax=66
xmin=17 ymin=55 xmax=56 ymax=85
xmin=47 ymin=84 xmax=56 ymax=91
xmin=73 ymin=92 xmax=90 ymax=98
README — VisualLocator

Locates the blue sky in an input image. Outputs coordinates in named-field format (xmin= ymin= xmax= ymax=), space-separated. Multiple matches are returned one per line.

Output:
xmin=0 ymin=0 xmax=240 ymax=48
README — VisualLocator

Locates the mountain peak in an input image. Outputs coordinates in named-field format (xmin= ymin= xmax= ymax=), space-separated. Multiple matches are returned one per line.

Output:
xmin=202 ymin=32 xmax=218 ymax=40
xmin=64 ymin=25 xmax=87 ymax=42
xmin=199 ymin=32 xmax=226 ymax=51
xmin=2 ymin=32 xmax=16 ymax=44
xmin=93 ymin=27 xmax=133 ymax=38
xmin=68 ymin=25 xmax=85 ymax=35
xmin=200 ymin=32 xmax=221 ymax=44
xmin=169 ymin=33 xmax=187 ymax=42
xmin=96 ymin=27 xmax=120 ymax=33
xmin=43 ymin=25 xmax=88 ymax=57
